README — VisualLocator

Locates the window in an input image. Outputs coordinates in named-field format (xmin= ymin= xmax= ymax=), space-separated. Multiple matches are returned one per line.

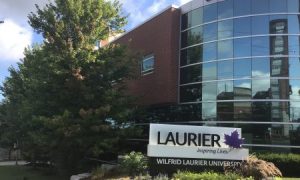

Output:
xmin=203 ymin=3 xmax=218 ymax=23
xmin=251 ymin=16 xmax=269 ymax=35
xmin=234 ymin=59 xmax=251 ymax=78
xmin=234 ymin=17 xmax=251 ymax=37
xmin=252 ymin=57 xmax=270 ymax=77
xmin=288 ymin=0 xmax=300 ymax=13
xmin=218 ymin=60 xmax=233 ymax=79
xmin=180 ymin=65 xmax=202 ymax=84
xmin=180 ymin=84 xmax=202 ymax=103
xmin=270 ymin=0 xmax=287 ymax=13
xmin=252 ymin=36 xmax=270 ymax=56
xmin=234 ymin=38 xmax=251 ymax=58
xmin=203 ymin=23 xmax=217 ymax=42
xmin=181 ymin=26 xmax=203 ymax=47
xmin=218 ymin=19 xmax=233 ymax=39
xmin=141 ymin=55 xmax=154 ymax=75
xmin=203 ymin=42 xmax=217 ymax=62
xmin=218 ymin=0 xmax=233 ymax=19
xmin=234 ymin=0 xmax=251 ymax=16
xmin=180 ymin=45 xmax=203 ymax=66
xmin=218 ymin=39 xmax=233 ymax=59
xmin=251 ymin=0 xmax=269 ymax=14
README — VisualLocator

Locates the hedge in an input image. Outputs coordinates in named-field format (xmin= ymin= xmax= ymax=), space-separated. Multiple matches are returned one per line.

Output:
xmin=256 ymin=153 xmax=300 ymax=177
xmin=173 ymin=171 xmax=253 ymax=180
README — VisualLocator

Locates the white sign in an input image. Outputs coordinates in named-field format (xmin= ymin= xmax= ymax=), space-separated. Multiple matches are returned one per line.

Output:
xmin=147 ymin=124 xmax=249 ymax=161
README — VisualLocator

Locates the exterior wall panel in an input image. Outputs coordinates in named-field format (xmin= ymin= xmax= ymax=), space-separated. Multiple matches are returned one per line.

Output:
xmin=114 ymin=7 xmax=180 ymax=106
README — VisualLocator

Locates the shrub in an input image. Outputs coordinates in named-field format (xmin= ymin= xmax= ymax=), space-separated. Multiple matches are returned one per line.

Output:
xmin=120 ymin=151 xmax=148 ymax=176
xmin=90 ymin=166 xmax=105 ymax=180
xmin=173 ymin=171 xmax=253 ymax=180
xmin=225 ymin=155 xmax=282 ymax=180
xmin=256 ymin=153 xmax=300 ymax=177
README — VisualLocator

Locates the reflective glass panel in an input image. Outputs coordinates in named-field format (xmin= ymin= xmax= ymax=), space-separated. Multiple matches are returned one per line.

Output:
xmin=218 ymin=39 xmax=233 ymax=59
xmin=252 ymin=16 xmax=269 ymax=35
xmin=234 ymin=0 xmax=251 ymax=16
xmin=181 ymin=45 xmax=203 ymax=66
xmin=217 ymin=102 xmax=234 ymax=121
xmin=234 ymin=80 xmax=251 ymax=100
xmin=181 ymin=13 xmax=189 ymax=30
xmin=202 ymin=62 xmax=217 ymax=81
xmin=290 ymin=102 xmax=300 ymax=122
xmin=234 ymin=59 xmax=251 ymax=78
xmin=203 ymin=3 xmax=218 ymax=23
xmin=202 ymin=82 xmax=217 ymax=101
xmin=288 ymin=0 xmax=300 ymax=13
xmin=252 ymin=36 xmax=270 ymax=56
xmin=218 ymin=60 xmax=233 ymax=79
xmin=234 ymin=38 xmax=251 ymax=58
xmin=270 ymin=15 xmax=288 ymax=34
xmin=203 ymin=42 xmax=217 ymax=62
xmin=290 ymin=80 xmax=300 ymax=101
xmin=270 ymin=79 xmax=290 ymax=100
xmin=289 ymin=35 xmax=300 ymax=57
xmin=203 ymin=23 xmax=217 ymax=42
xmin=191 ymin=7 xmax=203 ymax=27
xmin=252 ymin=79 xmax=271 ymax=99
xmin=270 ymin=0 xmax=287 ymax=13
xmin=252 ymin=101 xmax=271 ymax=122
xmin=217 ymin=81 xmax=234 ymax=100
xmin=202 ymin=102 xmax=217 ymax=121
xmin=234 ymin=102 xmax=252 ymax=121
xmin=218 ymin=19 xmax=233 ymax=39
xmin=234 ymin=17 xmax=251 ymax=37
xmin=180 ymin=65 xmax=202 ymax=84
xmin=218 ymin=0 xmax=233 ymax=19
xmin=187 ymin=26 xmax=203 ymax=46
xmin=252 ymin=57 xmax=270 ymax=78
xmin=181 ymin=31 xmax=188 ymax=48
xmin=289 ymin=57 xmax=300 ymax=78
xmin=180 ymin=84 xmax=202 ymax=103
xmin=288 ymin=15 xmax=300 ymax=34
xmin=251 ymin=0 xmax=269 ymax=14
xmin=270 ymin=57 xmax=289 ymax=77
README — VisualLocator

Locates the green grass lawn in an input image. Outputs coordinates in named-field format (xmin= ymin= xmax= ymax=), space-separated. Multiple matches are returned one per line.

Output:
xmin=0 ymin=166 xmax=68 ymax=180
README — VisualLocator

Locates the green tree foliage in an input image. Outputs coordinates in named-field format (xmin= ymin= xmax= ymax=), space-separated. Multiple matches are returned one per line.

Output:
xmin=0 ymin=0 xmax=140 ymax=174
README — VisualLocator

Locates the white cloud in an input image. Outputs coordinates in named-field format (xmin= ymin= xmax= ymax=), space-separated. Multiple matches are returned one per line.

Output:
xmin=0 ymin=0 xmax=50 ymax=62
xmin=120 ymin=0 xmax=192 ymax=30
xmin=0 ymin=19 xmax=32 ymax=61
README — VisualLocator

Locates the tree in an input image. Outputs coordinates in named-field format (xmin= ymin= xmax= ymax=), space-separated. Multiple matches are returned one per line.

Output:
xmin=0 ymin=0 xmax=140 ymax=174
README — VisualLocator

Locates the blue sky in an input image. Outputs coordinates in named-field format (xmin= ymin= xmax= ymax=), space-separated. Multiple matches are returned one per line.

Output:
xmin=0 ymin=0 xmax=190 ymax=101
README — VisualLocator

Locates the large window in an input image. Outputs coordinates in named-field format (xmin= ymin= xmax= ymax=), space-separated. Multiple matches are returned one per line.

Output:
xmin=203 ymin=3 xmax=217 ymax=23
xmin=141 ymin=54 xmax=154 ymax=75
xmin=234 ymin=38 xmax=251 ymax=58
xmin=234 ymin=0 xmax=251 ymax=16
xmin=234 ymin=17 xmax=251 ymax=37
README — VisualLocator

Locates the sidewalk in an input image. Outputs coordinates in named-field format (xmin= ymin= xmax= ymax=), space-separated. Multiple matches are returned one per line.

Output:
xmin=0 ymin=161 xmax=27 ymax=166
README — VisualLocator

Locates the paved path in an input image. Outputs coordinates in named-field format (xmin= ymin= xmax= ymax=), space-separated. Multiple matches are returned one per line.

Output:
xmin=0 ymin=161 xmax=27 ymax=166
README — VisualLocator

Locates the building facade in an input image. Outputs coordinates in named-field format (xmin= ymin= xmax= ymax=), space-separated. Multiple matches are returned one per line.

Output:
xmin=115 ymin=0 xmax=300 ymax=152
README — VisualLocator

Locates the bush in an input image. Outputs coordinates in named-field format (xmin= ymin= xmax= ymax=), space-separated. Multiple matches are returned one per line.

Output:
xmin=257 ymin=153 xmax=300 ymax=177
xmin=120 ymin=151 xmax=148 ymax=176
xmin=173 ymin=171 xmax=253 ymax=180
xmin=225 ymin=155 xmax=282 ymax=180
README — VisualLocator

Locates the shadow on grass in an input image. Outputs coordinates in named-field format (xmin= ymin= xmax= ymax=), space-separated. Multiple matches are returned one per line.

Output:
xmin=0 ymin=165 xmax=68 ymax=180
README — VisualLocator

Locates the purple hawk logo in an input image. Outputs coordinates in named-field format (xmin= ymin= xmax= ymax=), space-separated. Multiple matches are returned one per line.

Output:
xmin=224 ymin=130 xmax=244 ymax=148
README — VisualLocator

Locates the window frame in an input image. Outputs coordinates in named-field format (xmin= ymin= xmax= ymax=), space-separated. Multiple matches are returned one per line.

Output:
xmin=141 ymin=54 xmax=155 ymax=75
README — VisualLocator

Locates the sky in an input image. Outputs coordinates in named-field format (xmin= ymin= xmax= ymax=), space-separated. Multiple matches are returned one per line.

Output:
xmin=0 ymin=0 xmax=190 ymax=100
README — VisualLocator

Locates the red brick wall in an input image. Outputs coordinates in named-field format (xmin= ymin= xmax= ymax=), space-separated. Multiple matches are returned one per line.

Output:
xmin=115 ymin=7 xmax=180 ymax=106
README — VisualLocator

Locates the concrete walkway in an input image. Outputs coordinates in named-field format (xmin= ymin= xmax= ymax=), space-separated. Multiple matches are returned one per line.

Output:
xmin=0 ymin=161 xmax=27 ymax=166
